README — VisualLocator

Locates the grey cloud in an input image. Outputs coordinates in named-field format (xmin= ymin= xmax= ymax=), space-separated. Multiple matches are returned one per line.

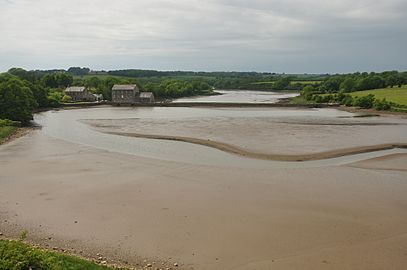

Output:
xmin=0 ymin=0 xmax=406 ymax=72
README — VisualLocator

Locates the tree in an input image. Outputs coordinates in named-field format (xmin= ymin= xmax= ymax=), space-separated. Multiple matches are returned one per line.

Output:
xmin=55 ymin=72 xmax=73 ymax=88
xmin=8 ymin=68 xmax=36 ymax=83
xmin=84 ymin=76 xmax=101 ymax=89
xmin=273 ymin=77 xmax=291 ymax=90
xmin=356 ymin=75 xmax=385 ymax=91
xmin=42 ymin=74 xmax=58 ymax=88
xmin=0 ymin=77 xmax=37 ymax=123
xmin=42 ymin=72 xmax=73 ymax=88
xmin=339 ymin=78 xmax=356 ymax=92
xmin=385 ymin=74 xmax=398 ymax=88
xmin=320 ymin=77 xmax=342 ymax=93
xmin=301 ymin=85 xmax=316 ymax=100
xmin=29 ymin=83 xmax=49 ymax=108
xmin=67 ymin=67 xmax=90 ymax=76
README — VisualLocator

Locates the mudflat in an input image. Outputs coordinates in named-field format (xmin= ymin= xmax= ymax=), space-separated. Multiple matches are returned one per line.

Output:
xmin=82 ymin=107 xmax=407 ymax=157
xmin=1 ymin=124 xmax=407 ymax=269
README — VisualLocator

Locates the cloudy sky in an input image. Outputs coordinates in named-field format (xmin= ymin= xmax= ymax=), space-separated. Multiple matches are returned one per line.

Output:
xmin=0 ymin=0 xmax=406 ymax=73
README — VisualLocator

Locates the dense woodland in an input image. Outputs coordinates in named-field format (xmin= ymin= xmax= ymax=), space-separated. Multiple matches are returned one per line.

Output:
xmin=1 ymin=67 xmax=406 ymax=123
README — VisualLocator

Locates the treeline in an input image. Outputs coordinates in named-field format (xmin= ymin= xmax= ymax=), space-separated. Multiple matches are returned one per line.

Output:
xmin=107 ymin=69 xmax=275 ymax=78
xmin=81 ymin=69 xmax=326 ymax=91
xmin=300 ymin=71 xmax=407 ymax=111
xmin=302 ymin=71 xmax=407 ymax=95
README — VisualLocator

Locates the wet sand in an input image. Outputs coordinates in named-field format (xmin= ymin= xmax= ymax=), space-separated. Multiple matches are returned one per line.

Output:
xmin=1 ymin=128 xmax=407 ymax=269
xmin=83 ymin=110 xmax=407 ymax=156
xmin=104 ymin=130 xmax=407 ymax=161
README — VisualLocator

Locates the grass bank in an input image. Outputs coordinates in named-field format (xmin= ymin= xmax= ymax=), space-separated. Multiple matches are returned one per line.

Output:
xmin=0 ymin=126 xmax=17 ymax=144
xmin=0 ymin=239 xmax=121 ymax=270
xmin=350 ymin=86 xmax=407 ymax=106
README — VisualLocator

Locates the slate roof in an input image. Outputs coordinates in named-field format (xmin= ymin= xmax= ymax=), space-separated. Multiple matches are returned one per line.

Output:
xmin=65 ymin=86 xmax=86 ymax=92
xmin=112 ymin=84 xmax=139 ymax=92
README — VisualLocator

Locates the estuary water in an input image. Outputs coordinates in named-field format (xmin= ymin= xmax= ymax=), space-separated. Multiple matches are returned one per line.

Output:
xmin=173 ymin=90 xmax=299 ymax=103
xmin=34 ymin=106 xmax=407 ymax=168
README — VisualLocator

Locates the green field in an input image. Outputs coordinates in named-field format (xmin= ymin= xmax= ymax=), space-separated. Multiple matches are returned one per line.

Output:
xmin=74 ymin=74 xmax=216 ymax=81
xmin=0 ymin=239 xmax=121 ymax=270
xmin=291 ymin=80 xmax=322 ymax=85
xmin=0 ymin=126 xmax=17 ymax=144
xmin=350 ymin=85 xmax=407 ymax=106
xmin=73 ymin=74 xmax=130 ymax=80
xmin=251 ymin=80 xmax=321 ymax=85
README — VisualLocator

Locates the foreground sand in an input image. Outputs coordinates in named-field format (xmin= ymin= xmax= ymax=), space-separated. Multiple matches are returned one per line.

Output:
xmin=1 ymin=130 xmax=407 ymax=270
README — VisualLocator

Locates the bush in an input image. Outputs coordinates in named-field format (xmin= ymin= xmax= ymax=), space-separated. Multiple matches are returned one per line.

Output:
xmin=61 ymin=94 xmax=72 ymax=102
xmin=353 ymin=94 xmax=375 ymax=109
xmin=373 ymin=98 xmax=392 ymax=111
xmin=47 ymin=91 xmax=64 ymax=107
xmin=342 ymin=95 xmax=354 ymax=106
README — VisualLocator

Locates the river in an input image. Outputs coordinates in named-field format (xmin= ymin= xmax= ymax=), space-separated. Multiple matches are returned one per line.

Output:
xmin=173 ymin=90 xmax=299 ymax=103
xmin=34 ymin=106 xmax=407 ymax=168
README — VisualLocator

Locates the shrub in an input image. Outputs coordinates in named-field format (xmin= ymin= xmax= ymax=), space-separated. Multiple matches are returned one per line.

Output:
xmin=373 ymin=98 xmax=392 ymax=111
xmin=353 ymin=94 xmax=375 ymax=109
xmin=47 ymin=91 xmax=64 ymax=107
xmin=61 ymin=94 xmax=72 ymax=102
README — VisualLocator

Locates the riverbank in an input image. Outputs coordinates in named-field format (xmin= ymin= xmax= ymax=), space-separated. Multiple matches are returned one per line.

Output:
xmin=0 ymin=239 xmax=128 ymax=270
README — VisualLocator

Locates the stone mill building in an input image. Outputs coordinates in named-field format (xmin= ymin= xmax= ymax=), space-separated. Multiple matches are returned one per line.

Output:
xmin=111 ymin=84 xmax=155 ymax=104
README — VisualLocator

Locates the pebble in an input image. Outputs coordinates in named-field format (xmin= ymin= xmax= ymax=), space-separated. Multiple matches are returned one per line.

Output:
xmin=146 ymin=263 xmax=153 ymax=267
xmin=174 ymin=263 xmax=178 ymax=267
xmin=0 ymin=232 xmax=3 ymax=236
xmin=101 ymin=261 xmax=107 ymax=265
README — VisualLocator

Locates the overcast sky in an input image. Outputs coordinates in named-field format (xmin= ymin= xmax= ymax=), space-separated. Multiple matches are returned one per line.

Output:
xmin=0 ymin=0 xmax=406 ymax=73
